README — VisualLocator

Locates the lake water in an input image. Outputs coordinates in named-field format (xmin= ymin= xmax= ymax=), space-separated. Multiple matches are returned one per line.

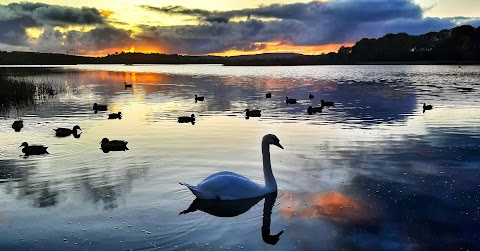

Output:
xmin=0 ymin=64 xmax=479 ymax=250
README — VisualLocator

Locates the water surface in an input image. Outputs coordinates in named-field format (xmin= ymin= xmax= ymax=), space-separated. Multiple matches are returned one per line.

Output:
xmin=0 ymin=65 xmax=479 ymax=250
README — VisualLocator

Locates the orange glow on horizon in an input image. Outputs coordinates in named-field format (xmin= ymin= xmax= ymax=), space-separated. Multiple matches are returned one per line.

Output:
xmin=79 ymin=45 xmax=165 ymax=57
xmin=211 ymin=42 xmax=355 ymax=56
xmin=75 ymin=41 xmax=353 ymax=57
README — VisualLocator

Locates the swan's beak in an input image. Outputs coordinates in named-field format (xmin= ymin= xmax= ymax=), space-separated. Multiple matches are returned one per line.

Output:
xmin=274 ymin=142 xmax=284 ymax=149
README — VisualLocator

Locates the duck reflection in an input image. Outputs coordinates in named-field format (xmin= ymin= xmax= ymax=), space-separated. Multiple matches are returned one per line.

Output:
xmin=180 ymin=192 xmax=284 ymax=245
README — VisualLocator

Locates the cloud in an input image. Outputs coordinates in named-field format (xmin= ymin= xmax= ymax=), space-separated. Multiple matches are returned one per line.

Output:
xmin=0 ymin=2 xmax=105 ymax=27
xmin=0 ymin=2 xmax=107 ymax=46
xmin=136 ymin=0 xmax=480 ymax=54
xmin=1 ymin=0 xmax=480 ymax=55
xmin=30 ymin=26 xmax=133 ymax=54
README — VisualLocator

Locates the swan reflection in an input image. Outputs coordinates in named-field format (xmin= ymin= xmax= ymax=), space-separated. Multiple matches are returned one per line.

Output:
xmin=180 ymin=192 xmax=284 ymax=245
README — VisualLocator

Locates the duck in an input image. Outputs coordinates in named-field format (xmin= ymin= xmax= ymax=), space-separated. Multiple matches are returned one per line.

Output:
xmin=308 ymin=93 xmax=314 ymax=100
xmin=423 ymin=103 xmax=433 ymax=113
xmin=285 ymin=97 xmax=297 ymax=104
xmin=178 ymin=114 xmax=195 ymax=123
xmin=12 ymin=120 xmax=23 ymax=132
xmin=307 ymin=106 xmax=323 ymax=115
xmin=180 ymin=134 xmax=283 ymax=200
xmin=245 ymin=109 xmax=261 ymax=118
xmin=320 ymin=100 xmax=335 ymax=106
xmin=108 ymin=112 xmax=122 ymax=119
xmin=93 ymin=103 xmax=108 ymax=111
xmin=195 ymin=95 xmax=205 ymax=102
xmin=124 ymin=82 xmax=132 ymax=88
xmin=54 ymin=125 xmax=81 ymax=137
xmin=20 ymin=142 xmax=49 ymax=156
xmin=100 ymin=138 xmax=129 ymax=153
xmin=265 ymin=93 xmax=272 ymax=98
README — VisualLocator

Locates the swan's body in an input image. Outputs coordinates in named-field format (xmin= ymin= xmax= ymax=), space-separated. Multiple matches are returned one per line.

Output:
xmin=124 ymin=82 xmax=132 ymax=88
xmin=309 ymin=93 xmax=314 ymax=99
xmin=12 ymin=120 xmax=23 ymax=132
xmin=180 ymin=134 xmax=283 ymax=200
xmin=54 ymin=125 xmax=81 ymax=137
xmin=265 ymin=93 xmax=272 ymax=98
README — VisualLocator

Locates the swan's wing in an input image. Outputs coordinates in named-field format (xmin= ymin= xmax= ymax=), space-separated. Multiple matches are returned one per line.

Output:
xmin=202 ymin=171 xmax=249 ymax=182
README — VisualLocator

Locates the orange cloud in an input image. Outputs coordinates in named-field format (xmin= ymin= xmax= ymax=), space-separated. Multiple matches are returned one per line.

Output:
xmin=281 ymin=191 xmax=378 ymax=223
xmin=100 ymin=10 xmax=114 ymax=18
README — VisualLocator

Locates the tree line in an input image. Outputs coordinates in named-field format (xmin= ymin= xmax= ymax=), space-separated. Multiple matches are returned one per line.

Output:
xmin=0 ymin=25 xmax=479 ymax=66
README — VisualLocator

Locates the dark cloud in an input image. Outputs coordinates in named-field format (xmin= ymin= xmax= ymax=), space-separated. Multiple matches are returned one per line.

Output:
xmin=30 ymin=26 xmax=133 ymax=54
xmin=1 ymin=0 xmax=480 ymax=55
xmin=65 ymin=27 xmax=133 ymax=52
xmin=0 ymin=2 xmax=106 ymax=46
xmin=0 ymin=2 xmax=105 ymax=27
xmin=136 ymin=0 xmax=480 ymax=54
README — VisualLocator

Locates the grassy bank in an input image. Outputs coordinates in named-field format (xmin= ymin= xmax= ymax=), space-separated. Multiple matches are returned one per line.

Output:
xmin=0 ymin=71 xmax=62 ymax=110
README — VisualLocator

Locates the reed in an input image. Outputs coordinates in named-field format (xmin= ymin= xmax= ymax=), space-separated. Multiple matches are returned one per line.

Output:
xmin=0 ymin=73 xmax=62 ymax=110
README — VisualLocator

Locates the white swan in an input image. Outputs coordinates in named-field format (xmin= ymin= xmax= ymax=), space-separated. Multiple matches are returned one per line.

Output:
xmin=180 ymin=134 xmax=283 ymax=200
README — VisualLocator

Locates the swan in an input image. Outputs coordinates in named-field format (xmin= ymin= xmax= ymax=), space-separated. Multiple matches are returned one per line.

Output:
xmin=20 ymin=142 xmax=49 ymax=156
xmin=285 ymin=97 xmax=297 ymax=104
xmin=180 ymin=134 xmax=283 ymax=200
xmin=12 ymin=120 xmax=23 ymax=132
xmin=320 ymin=100 xmax=335 ymax=106
xmin=54 ymin=125 xmax=81 ymax=137
xmin=93 ymin=103 xmax=108 ymax=111
xmin=309 ymin=93 xmax=314 ymax=100
xmin=124 ymin=82 xmax=132 ymax=88
xmin=265 ymin=93 xmax=272 ymax=98
xmin=108 ymin=112 xmax=122 ymax=119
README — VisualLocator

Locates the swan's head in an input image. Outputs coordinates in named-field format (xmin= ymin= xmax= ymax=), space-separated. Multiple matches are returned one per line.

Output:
xmin=73 ymin=125 xmax=81 ymax=131
xmin=263 ymin=134 xmax=283 ymax=149
xmin=245 ymin=109 xmax=249 ymax=112
xmin=20 ymin=142 xmax=28 ymax=147
xmin=100 ymin=138 xmax=109 ymax=144
xmin=191 ymin=114 xmax=195 ymax=118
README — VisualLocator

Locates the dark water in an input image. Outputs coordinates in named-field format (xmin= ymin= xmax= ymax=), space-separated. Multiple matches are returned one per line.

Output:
xmin=0 ymin=65 xmax=479 ymax=250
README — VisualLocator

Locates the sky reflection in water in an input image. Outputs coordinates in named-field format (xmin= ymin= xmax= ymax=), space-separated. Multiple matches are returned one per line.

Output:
xmin=0 ymin=65 xmax=479 ymax=250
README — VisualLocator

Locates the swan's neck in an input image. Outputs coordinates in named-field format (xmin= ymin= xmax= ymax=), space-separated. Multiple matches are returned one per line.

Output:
xmin=262 ymin=141 xmax=277 ymax=192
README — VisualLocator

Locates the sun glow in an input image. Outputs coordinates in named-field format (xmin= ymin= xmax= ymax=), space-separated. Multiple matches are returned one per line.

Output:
xmin=211 ymin=42 xmax=355 ymax=56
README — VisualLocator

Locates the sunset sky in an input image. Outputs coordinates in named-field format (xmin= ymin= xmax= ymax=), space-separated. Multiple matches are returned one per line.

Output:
xmin=0 ymin=0 xmax=479 ymax=56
